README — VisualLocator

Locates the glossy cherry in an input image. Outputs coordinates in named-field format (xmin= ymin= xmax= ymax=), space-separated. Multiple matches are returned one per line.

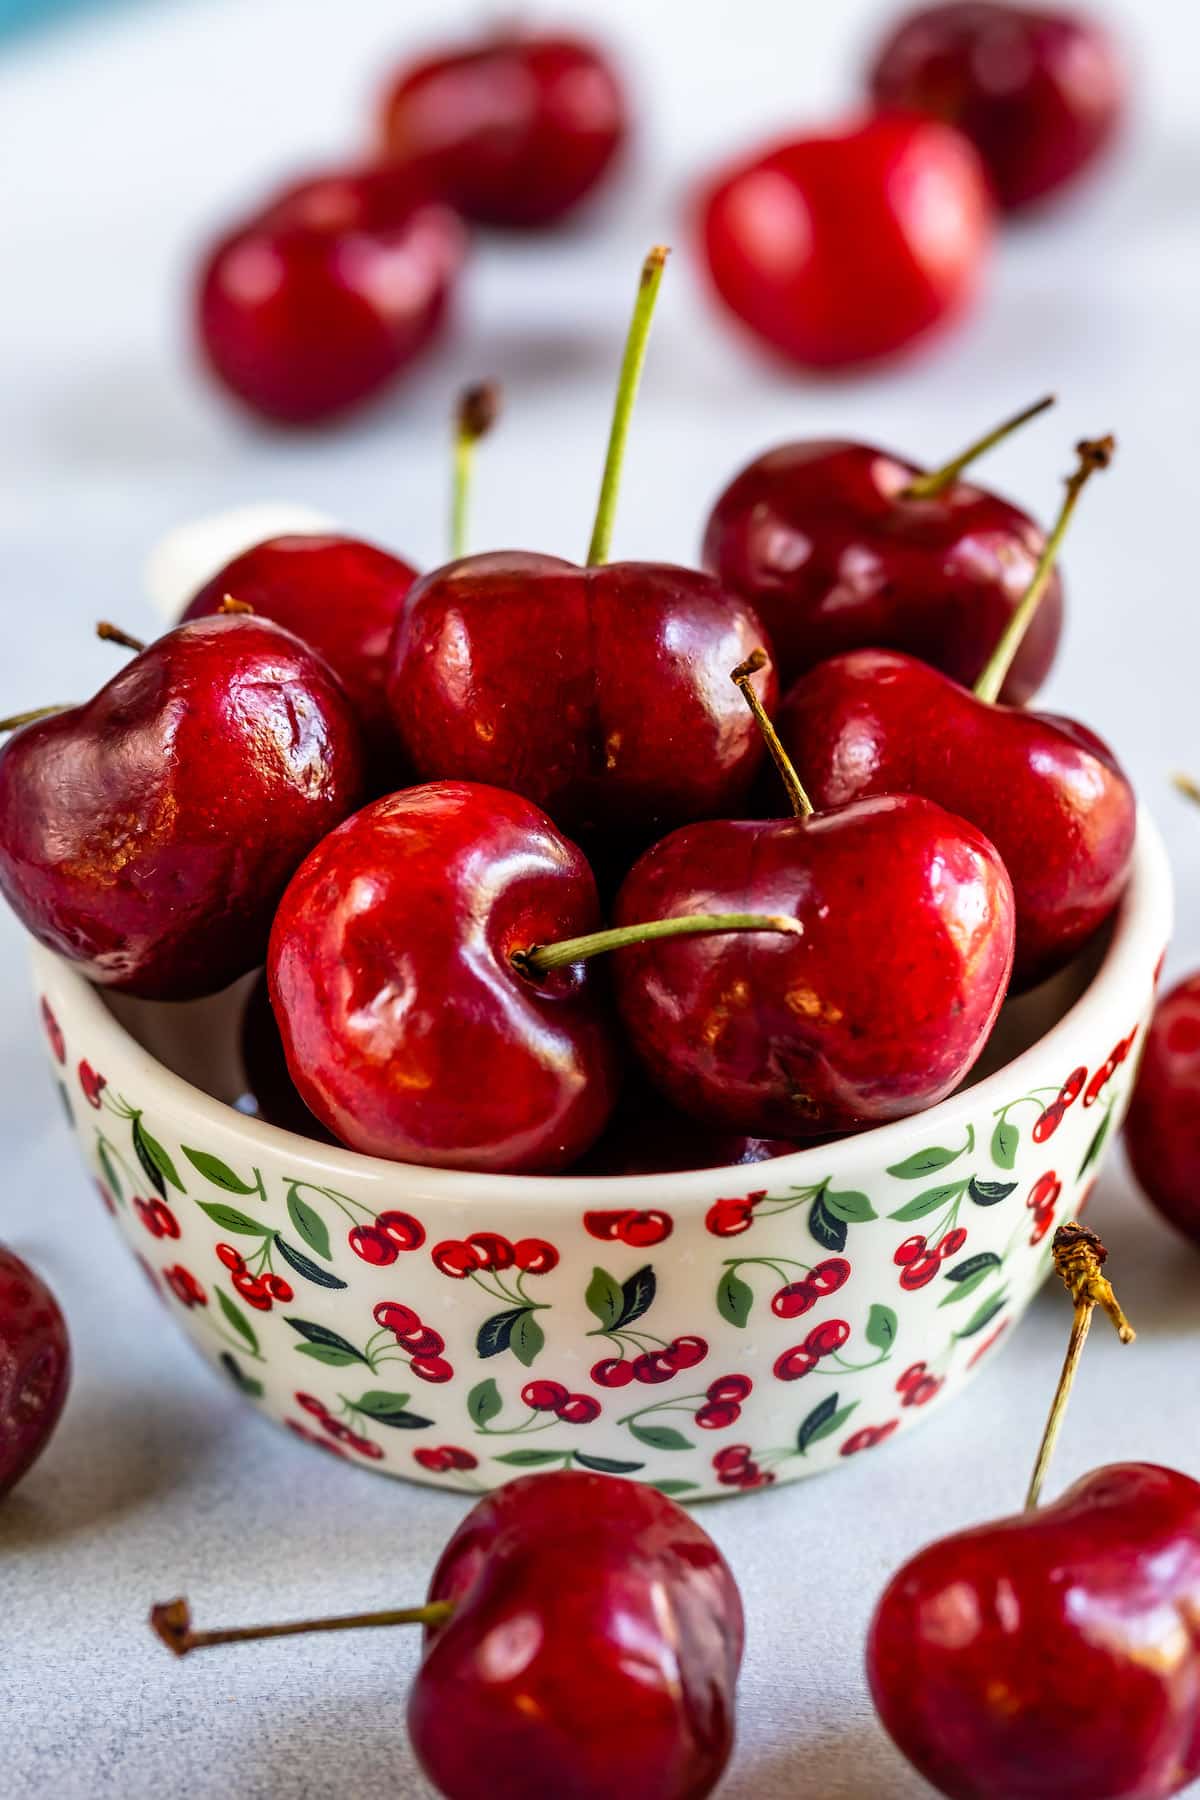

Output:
xmin=237 ymin=974 xmax=336 ymax=1144
xmin=699 ymin=112 xmax=992 ymax=369
xmin=702 ymin=395 xmax=1062 ymax=700
xmin=1125 ymin=969 xmax=1200 ymax=1247
xmin=0 ymin=615 xmax=366 ymax=999
xmin=868 ymin=2 xmax=1126 ymax=213
xmin=379 ymin=29 xmax=628 ymax=229
xmin=575 ymin=1086 xmax=795 ymax=1175
xmin=778 ymin=438 xmax=1132 ymax=989
xmin=868 ymin=1225 xmax=1200 ymax=1800
xmin=610 ymin=657 xmax=1015 ymax=1138
xmin=387 ymin=249 xmax=777 ymax=847
xmin=196 ymin=163 xmax=465 ymax=425
xmin=0 ymin=1245 xmax=70 ymax=1497
xmin=153 ymin=1470 xmax=743 ymax=1800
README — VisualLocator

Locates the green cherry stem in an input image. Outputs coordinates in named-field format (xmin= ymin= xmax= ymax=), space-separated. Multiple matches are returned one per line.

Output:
xmin=150 ymin=1594 xmax=453 ymax=1658
xmin=901 ymin=394 xmax=1057 ymax=502
xmin=451 ymin=381 xmax=501 ymax=561
xmin=97 ymin=621 xmax=147 ymax=653
xmin=0 ymin=704 xmax=70 ymax=732
xmin=516 ymin=910 xmax=801 ymax=977
xmin=1024 ymin=1222 xmax=1135 ymax=1513
xmin=731 ymin=649 xmax=814 ymax=818
xmin=586 ymin=246 xmax=670 ymax=567
xmin=974 ymin=435 xmax=1114 ymax=706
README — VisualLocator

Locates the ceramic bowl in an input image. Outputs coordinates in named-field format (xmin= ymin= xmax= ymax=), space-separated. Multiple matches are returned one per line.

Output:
xmin=33 ymin=812 xmax=1170 ymax=1500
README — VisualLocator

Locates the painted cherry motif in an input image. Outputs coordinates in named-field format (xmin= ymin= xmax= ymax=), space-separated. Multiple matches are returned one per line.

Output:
xmin=349 ymin=1210 xmax=426 ymax=1267
xmin=702 ymin=395 xmax=1063 ymax=699
xmin=706 ymin=1191 xmax=767 ymax=1238
xmin=896 ymin=1362 xmax=944 ymax=1408
xmin=0 ymin=1244 xmax=71 ymax=1497
xmin=295 ymin=1392 xmax=386 ymax=1462
xmin=841 ymin=1421 xmax=900 ymax=1456
xmin=40 ymin=998 xmax=65 ymax=1065
xmin=163 ymin=1266 xmax=207 ymax=1309
xmin=135 ymin=1197 xmax=180 ymax=1241
xmin=584 ymin=1209 xmax=673 ymax=1247
xmin=154 ymin=1471 xmax=745 ymax=1800
xmin=699 ymin=111 xmax=992 ymax=369
xmin=78 ymin=1062 xmax=107 ymax=1108
xmin=414 ymin=1446 xmax=478 ymax=1474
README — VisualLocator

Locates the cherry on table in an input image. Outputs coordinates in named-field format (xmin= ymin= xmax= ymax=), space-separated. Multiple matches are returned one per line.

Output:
xmin=0 ymin=614 xmax=366 ymax=1000
xmin=152 ymin=1470 xmax=744 ymax=1800
xmin=378 ymin=29 xmax=628 ymax=228
xmin=702 ymin=394 xmax=1063 ymax=700
xmin=195 ymin=162 xmax=465 ymax=426
xmin=0 ymin=1245 xmax=70 ymax=1498
xmin=1125 ymin=964 xmax=1200 ymax=1247
xmin=698 ymin=112 xmax=992 ymax=369
xmin=777 ymin=436 xmax=1133 ymax=989
xmin=867 ymin=2 xmax=1126 ymax=212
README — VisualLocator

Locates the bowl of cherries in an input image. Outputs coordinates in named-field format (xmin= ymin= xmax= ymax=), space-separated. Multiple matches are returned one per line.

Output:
xmin=3 ymin=252 xmax=1169 ymax=1500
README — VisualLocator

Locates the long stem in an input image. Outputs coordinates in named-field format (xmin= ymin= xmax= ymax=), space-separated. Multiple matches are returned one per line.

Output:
xmin=97 ymin=622 xmax=147 ymax=653
xmin=1024 ymin=1222 xmax=1135 ymax=1512
xmin=586 ymin=247 xmax=669 ymax=566
xmin=150 ymin=1595 xmax=453 ymax=1658
xmin=974 ymin=436 xmax=1114 ymax=705
xmin=0 ymin=704 xmax=70 ymax=732
xmin=731 ymin=651 xmax=813 ymax=818
xmin=1173 ymin=773 xmax=1200 ymax=809
xmin=451 ymin=382 xmax=501 ymax=560
xmin=902 ymin=394 xmax=1056 ymax=502
xmin=517 ymin=911 xmax=801 ymax=977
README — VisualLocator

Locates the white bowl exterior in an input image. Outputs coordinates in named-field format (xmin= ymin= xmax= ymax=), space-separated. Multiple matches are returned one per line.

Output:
xmin=31 ymin=814 xmax=1171 ymax=1500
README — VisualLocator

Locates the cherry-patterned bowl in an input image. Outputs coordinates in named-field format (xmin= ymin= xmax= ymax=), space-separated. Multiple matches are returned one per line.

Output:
xmin=33 ymin=811 xmax=1170 ymax=1500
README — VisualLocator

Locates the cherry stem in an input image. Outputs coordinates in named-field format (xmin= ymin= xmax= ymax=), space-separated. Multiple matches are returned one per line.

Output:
xmin=974 ymin=435 xmax=1114 ymax=706
xmin=96 ymin=621 xmax=147 ymax=653
xmin=451 ymin=382 xmax=501 ymax=561
xmin=731 ymin=650 xmax=813 ymax=818
xmin=1173 ymin=773 xmax=1200 ymax=809
xmin=516 ymin=911 xmax=802 ymax=977
xmin=0 ymin=704 xmax=70 ymax=732
xmin=1024 ymin=1222 xmax=1135 ymax=1513
xmin=902 ymin=394 xmax=1056 ymax=502
xmin=218 ymin=595 xmax=254 ymax=616
xmin=586 ymin=247 xmax=670 ymax=567
xmin=149 ymin=1594 xmax=454 ymax=1659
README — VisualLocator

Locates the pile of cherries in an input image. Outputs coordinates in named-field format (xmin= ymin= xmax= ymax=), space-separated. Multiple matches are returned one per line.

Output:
xmin=0 ymin=246 xmax=1137 ymax=1177
xmin=195 ymin=1 xmax=1127 ymax=424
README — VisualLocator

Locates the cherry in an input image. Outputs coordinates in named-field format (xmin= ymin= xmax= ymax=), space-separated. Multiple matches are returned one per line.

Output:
xmin=1126 ymin=970 xmax=1200 ymax=1247
xmin=386 ymin=249 xmax=778 ymax=848
xmin=707 ymin=1375 xmax=752 ymax=1404
xmin=611 ymin=657 xmax=1015 ymax=1139
xmin=938 ymin=1228 xmax=967 ymax=1257
xmin=868 ymin=2 xmax=1126 ymax=212
xmin=164 ymin=1266 xmax=207 ymax=1308
xmin=182 ymin=534 xmax=418 ymax=761
xmin=557 ymin=1395 xmax=601 ymax=1425
xmin=705 ymin=1196 xmax=760 ymax=1238
xmin=1032 ymin=1099 xmax=1065 ymax=1141
xmin=195 ymin=163 xmax=465 ymax=426
xmin=77 ymin=1061 xmax=107 ymax=1108
xmin=512 ymin=1236 xmax=558 ymax=1274
xmin=633 ymin=1352 xmax=676 ymax=1386
xmin=809 ymin=1258 xmax=851 ymax=1295
xmin=268 ymin=779 xmax=792 ymax=1172
xmin=771 ymin=1281 xmax=817 ymax=1320
xmin=902 ymin=1374 xmax=943 ymax=1407
xmin=40 ymin=999 xmax=65 ymax=1064
xmin=699 ymin=112 xmax=992 ymax=369
xmin=156 ymin=1471 xmax=742 ymax=1800
xmin=377 ymin=1211 xmax=426 ymax=1252
xmin=591 ymin=1358 xmax=635 ymax=1390
xmin=522 ymin=1380 xmax=569 ymax=1413
xmin=713 ymin=1445 xmax=751 ymax=1474
xmin=579 ymin=1098 xmax=794 ymax=1176
xmin=695 ymin=1401 xmax=739 ymax=1430
xmin=432 ymin=1240 xmax=486 ymax=1279
xmin=773 ymin=1346 xmax=819 ymax=1381
xmin=379 ymin=30 xmax=628 ymax=229
xmin=465 ymin=1232 xmax=514 ymax=1272
xmin=867 ymin=1225 xmax=1200 ymax=1800
xmin=0 ymin=1245 xmax=70 ymax=1496
xmin=264 ymin=1275 xmax=293 ymax=1303
xmin=397 ymin=1326 xmax=444 ymax=1359
xmin=238 ymin=973 xmax=337 ymax=1143
xmin=669 ymin=1335 xmax=708 ymax=1371
xmin=295 ymin=1392 xmax=327 ymax=1417
xmin=894 ymin=1235 xmax=928 ymax=1267
xmin=804 ymin=1319 xmax=850 ymax=1356
xmin=441 ymin=1448 xmax=478 ymax=1472
xmin=842 ymin=1421 xmax=899 ymax=1455
xmin=0 ymin=615 xmax=366 ymax=1000
xmin=215 ymin=1244 xmax=244 ymax=1272
xmin=899 ymin=1255 xmax=942 ymax=1292
xmin=1059 ymin=1065 xmax=1088 ymax=1105
xmin=896 ymin=1362 xmax=928 ymax=1394
xmin=410 ymin=1356 xmax=453 ymax=1385
xmin=778 ymin=439 xmax=1134 ymax=989
xmin=373 ymin=1301 xmax=419 ymax=1334
xmin=702 ymin=395 xmax=1062 ymax=700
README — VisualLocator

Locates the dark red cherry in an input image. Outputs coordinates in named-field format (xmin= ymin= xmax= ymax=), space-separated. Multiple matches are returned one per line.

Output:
xmin=386 ymin=250 xmax=779 ymax=850
xmin=267 ymin=781 xmax=621 ymax=1173
xmin=196 ymin=163 xmax=464 ymax=426
xmin=591 ymin=1357 xmax=634 ymax=1390
xmin=409 ymin=1472 xmax=743 ymax=1798
xmin=521 ymin=1380 xmax=569 ymax=1413
xmin=238 ymin=973 xmax=338 ymax=1143
xmin=182 ymin=534 xmax=417 ymax=759
xmin=512 ymin=1237 xmax=559 ymax=1274
xmin=374 ymin=1301 xmax=419 ymax=1334
xmin=669 ymin=1335 xmax=708 ymax=1370
xmin=576 ymin=1087 xmax=795 ymax=1175
xmin=699 ymin=112 xmax=992 ymax=369
xmin=702 ymin=398 xmax=1062 ymax=700
xmin=557 ymin=1394 xmax=601 ymax=1425
xmin=707 ymin=1375 xmax=752 ymax=1404
xmin=868 ymin=2 xmax=1126 ymax=212
xmin=695 ymin=1401 xmax=739 ymax=1430
xmin=0 ymin=1245 xmax=70 ymax=1496
xmin=1126 ymin=971 xmax=1200 ymax=1247
xmin=347 ymin=1225 xmax=398 ymax=1267
xmin=773 ymin=1345 xmax=819 ymax=1381
xmin=771 ymin=1281 xmax=818 ymax=1320
xmin=377 ymin=1211 xmax=426 ymax=1252
xmin=803 ymin=1318 xmax=850 ymax=1357
xmin=379 ymin=31 xmax=628 ymax=229
xmin=612 ymin=788 xmax=1014 ymax=1139
xmin=465 ymin=1232 xmax=514 ymax=1272
xmin=0 ymin=615 xmax=366 ymax=1000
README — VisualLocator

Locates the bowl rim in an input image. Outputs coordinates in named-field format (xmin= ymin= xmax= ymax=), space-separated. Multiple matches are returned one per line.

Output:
xmin=32 ymin=807 xmax=1171 ymax=1207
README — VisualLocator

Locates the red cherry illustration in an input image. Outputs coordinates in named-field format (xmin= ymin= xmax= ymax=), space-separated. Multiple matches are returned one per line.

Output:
xmin=803 ymin=1318 xmax=851 ymax=1357
xmin=513 ymin=1237 xmax=559 ymax=1274
xmin=78 ymin=1062 xmax=107 ymax=1108
xmin=377 ymin=1211 xmax=426 ymax=1252
xmin=809 ymin=1257 xmax=852 ymax=1294
xmin=40 ymin=998 xmax=65 ymax=1064
xmin=216 ymin=1243 xmax=244 ymax=1272
xmin=668 ymin=1335 xmax=708 ymax=1370
xmin=1033 ymin=1100 xmax=1065 ymax=1141
xmin=163 ymin=1266 xmax=207 ymax=1309
xmin=591 ymin=1358 xmax=635 ymax=1389
xmin=373 ymin=1301 xmax=419 ymax=1334
xmin=842 ymin=1421 xmax=900 ymax=1455
xmin=696 ymin=1401 xmax=740 ymax=1430
xmin=707 ymin=1375 xmax=752 ymax=1404
xmin=465 ymin=1232 xmax=515 ymax=1272
xmin=584 ymin=1211 xmax=628 ymax=1242
xmin=557 ymin=1395 xmax=601 ymax=1426
xmin=771 ymin=1281 xmax=818 ymax=1319
xmin=398 ymin=1326 xmax=445 ymax=1359
xmin=411 ymin=1356 xmax=454 ymax=1384
xmin=522 ymin=1380 xmax=569 ymax=1413
xmin=432 ymin=1240 xmax=486 ymax=1279
xmin=899 ymin=1256 xmax=941 ymax=1291
xmin=618 ymin=1211 xmax=673 ymax=1248
xmin=713 ymin=1445 xmax=751 ymax=1474
xmin=897 ymin=1362 xmax=928 ymax=1394
xmin=705 ymin=1196 xmax=760 ymax=1238
xmin=414 ymin=1447 xmax=454 ymax=1474
xmin=938 ymin=1228 xmax=967 ymax=1258
xmin=633 ymin=1352 xmax=676 ymax=1386
xmin=894 ymin=1235 xmax=928 ymax=1267
xmin=348 ymin=1224 xmax=399 ymax=1267
xmin=773 ymin=1345 xmax=819 ymax=1382
xmin=1059 ymin=1066 xmax=1088 ymax=1105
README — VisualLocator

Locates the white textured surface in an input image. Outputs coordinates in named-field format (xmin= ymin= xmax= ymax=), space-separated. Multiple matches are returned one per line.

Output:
xmin=1 ymin=1 xmax=1199 ymax=1796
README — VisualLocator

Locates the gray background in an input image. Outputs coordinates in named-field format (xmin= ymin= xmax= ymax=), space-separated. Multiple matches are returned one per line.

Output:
xmin=1 ymin=0 xmax=1197 ymax=1794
